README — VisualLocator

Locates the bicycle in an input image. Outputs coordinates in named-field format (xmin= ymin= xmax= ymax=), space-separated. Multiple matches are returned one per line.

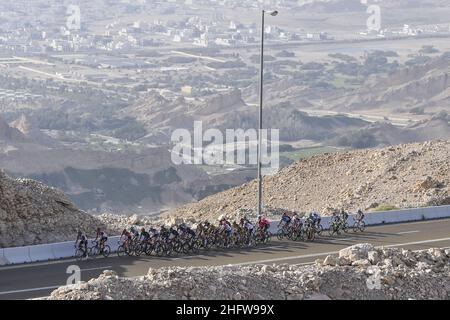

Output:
xmin=75 ymin=245 xmax=88 ymax=261
xmin=276 ymin=224 xmax=292 ymax=240
xmin=303 ymin=220 xmax=316 ymax=241
xmin=353 ymin=219 xmax=366 ymax=232
xmin=328 ymin=219 xmax=342 ymax=236
xmin=289 ymin=223 xmax=304 ymax=241
xmin=340 ymin=220 xmax=349 ymax=233
xmin=117 ymin=240 xmax=132 ymax=257
xmin=314 ymin=221 xmax=324 ymax=236
xmin=88 ymin=240 xmax=111 ymax=258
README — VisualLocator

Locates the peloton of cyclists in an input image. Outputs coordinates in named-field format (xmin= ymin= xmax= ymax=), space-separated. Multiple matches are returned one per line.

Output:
xmin=75 ymin=207 xmax=367 ymax=262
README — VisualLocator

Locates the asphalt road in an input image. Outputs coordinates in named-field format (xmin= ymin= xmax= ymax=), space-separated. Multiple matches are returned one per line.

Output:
xmin=1 ymin=218 xmax=450 ymax=300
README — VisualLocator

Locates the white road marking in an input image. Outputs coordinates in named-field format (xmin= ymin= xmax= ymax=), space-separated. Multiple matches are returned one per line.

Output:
xmin=0 ymin=266 xmax=112 ymax=296
xmin=261 ymin=245 xmax=283 ymax=250
xmin=382 ymin=237 xmax=450 ymax=248
xmin=378 ymin=219 xmax=450 ymax=227
xmin=329 ymin=237 xmax=356 ymax=243
xmin=0 ymin=285 xmax=61 ymax=295
xmin=80 ymin=266 xmax=112 ymax=272
xmin=0 ymin=258 xmax=78 ymax=271
xmin=396 ymin=230 xmax=420 ymax=235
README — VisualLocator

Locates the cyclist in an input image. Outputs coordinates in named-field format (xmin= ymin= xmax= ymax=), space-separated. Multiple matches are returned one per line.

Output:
xmin=100 ymin=231 xmax=108 ymax=251
xmin=120 ymin=229 xmax=132 ymax=251
xmin=258 ymin=215 xmax=270 ymax=233
xmin=356 ymin=209 xmax=365 ymax=222
xmin=177 ymin=222 xmax=186 ymax=231
xmin=185 ymin=225 xmax=197 ymax=239
xmin=177 ymin=223 xmax=188 ymax=236
xmin=232 ymin=220 xmax=240 ymax=231
xmin=168 ymin=225 xmax=179 ymax=241
xmin=222 ymin=220 xmax=233 ymax=247
xmin=178 ymin=223 xmax=196 ymax=240
xmin=130 ymin=226 xmax=140 ymax=241
xmin=75 ymin=231 xmax=88 ymax=258
xmin=148 ymin=226 xmax=159 ymax=241
xmin=292 ymin=212 xmax=302 ymax=225
xmin=148 ymin=226 xmax=158 ymax=236
xmin=197 ymin=221 xmax=210 ymax=236
xmin=232 ymin=221 xmax=243 ymax=242
xmin=340 ymin=209 xmax=349 ymax=225
xmin=95 ymin=228 xmax=108 ymax=252
xmin=278 ymin=211 xmax=291 ymax=229
xmin=240 ymin=215 xmax=252 ymax=225
xmin=243 ymin=219 xmax=255 ymax=235
xmin=309 ymin=211 xmax=321 ymax=227
xmin=139 ymin=228 xmax=150 ymax=243
xmin=331 ymin=210 xmax=340 ymax=223
xmin=225 ymin=219 xmax=232 ymax=234
xmin=160 ymin=225 xmax=170 ymax=240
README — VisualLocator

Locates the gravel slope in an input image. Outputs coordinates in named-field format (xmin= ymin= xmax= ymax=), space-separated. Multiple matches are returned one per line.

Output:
xmin=159 ymin=140 xmax=450 ymax=223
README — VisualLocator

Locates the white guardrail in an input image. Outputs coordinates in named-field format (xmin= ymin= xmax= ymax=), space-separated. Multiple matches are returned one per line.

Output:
xmin=1 ymin=205 xmax=450 ymax=266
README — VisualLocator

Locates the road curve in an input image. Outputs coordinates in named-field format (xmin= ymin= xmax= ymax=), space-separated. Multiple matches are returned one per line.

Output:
xmin=1 ymin=218 xmax=449 ymax=300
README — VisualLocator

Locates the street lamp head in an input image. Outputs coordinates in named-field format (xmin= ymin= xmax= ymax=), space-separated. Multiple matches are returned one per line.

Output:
xmin=269 ymin=10 xmax=278 ymax=16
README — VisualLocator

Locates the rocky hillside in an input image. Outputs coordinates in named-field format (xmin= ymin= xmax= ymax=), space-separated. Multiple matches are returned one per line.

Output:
xmin=162 ymin=140 xmax=450 ymax=223
xmin=329 ymin=53 xmax=450 ymax=115
xmin=10 ymin=114 xmax=58 ymax=147
xmin=0 ymin=116 xmax=28 ymax=143
xmin=47 ymin=244 xmax=450 ymax=300
xmin=0 ymin=171 xmax=109 ymax=248
xmin=331 ymin=115 xmax=450 ymax=148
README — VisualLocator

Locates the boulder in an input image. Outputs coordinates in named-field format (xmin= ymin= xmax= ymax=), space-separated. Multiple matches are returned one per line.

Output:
xmin=323 ymin=255 xmax=338 ymax=266
xmin=339 ymin=243 xmax=375 ymax=263
xmin=368 ymin=251 xmax=380 ymax=265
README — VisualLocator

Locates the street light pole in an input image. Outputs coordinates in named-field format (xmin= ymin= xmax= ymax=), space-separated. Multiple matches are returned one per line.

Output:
xmin=257 ymin=9 xmax=265 ymax=217
xmin=257 ymin=9 xmax=278 ymax=217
